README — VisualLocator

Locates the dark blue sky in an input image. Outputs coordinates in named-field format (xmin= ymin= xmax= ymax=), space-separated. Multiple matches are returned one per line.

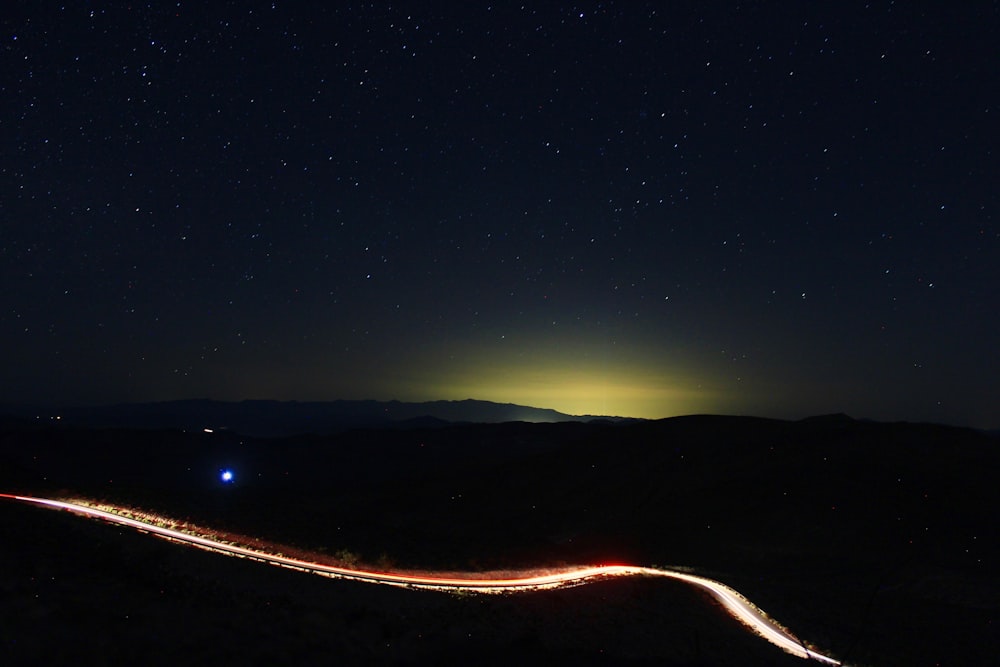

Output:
xmin=3 ymin=2 xmax=998 ymax=427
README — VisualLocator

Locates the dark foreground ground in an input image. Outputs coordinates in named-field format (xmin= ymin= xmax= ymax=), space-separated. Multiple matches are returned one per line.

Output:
xmin=0 ymin=501 xmax=806 ymax=666
xmin=2 ymin=414 xmax=998 ymax=665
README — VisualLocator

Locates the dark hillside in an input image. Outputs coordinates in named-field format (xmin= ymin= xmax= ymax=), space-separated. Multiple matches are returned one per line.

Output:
xmin=2 ymin=415 xmax=998 ymax=665
xmin=0 ymin=500 xmax=805 ymax=666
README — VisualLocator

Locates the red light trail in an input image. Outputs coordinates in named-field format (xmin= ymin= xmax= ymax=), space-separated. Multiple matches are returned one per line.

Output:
xmin=1 ymin=493 xmax=840 ymax=664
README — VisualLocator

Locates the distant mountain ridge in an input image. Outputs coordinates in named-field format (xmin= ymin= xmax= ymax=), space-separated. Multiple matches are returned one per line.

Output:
xmin=0 ymin=399 xmax=632 ymax=437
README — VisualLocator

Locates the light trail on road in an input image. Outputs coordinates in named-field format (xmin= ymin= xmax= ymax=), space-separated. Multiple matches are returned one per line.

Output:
xmin=1 ymin=493 xmax=840 ymax=664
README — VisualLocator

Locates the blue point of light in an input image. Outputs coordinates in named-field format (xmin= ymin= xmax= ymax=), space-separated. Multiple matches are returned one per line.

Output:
xmin=220 ymin=469 xmax=234 ymax=483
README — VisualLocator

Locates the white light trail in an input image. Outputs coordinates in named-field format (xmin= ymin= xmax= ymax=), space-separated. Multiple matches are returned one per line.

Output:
xmin=1 ymin=493 xmax=840 ymax=664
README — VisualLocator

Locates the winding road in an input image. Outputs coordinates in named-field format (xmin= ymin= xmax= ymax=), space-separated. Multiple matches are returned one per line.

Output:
xmin=1 ymin=493 xmax=840 ymax=664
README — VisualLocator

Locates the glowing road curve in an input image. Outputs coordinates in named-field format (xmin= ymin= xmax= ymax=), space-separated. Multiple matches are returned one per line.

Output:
xmin=1 ymin=493 xmax=840 ymax=664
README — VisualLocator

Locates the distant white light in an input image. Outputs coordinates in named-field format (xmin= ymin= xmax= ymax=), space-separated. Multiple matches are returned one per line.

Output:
xmin=220 ymin=470 xmax=234 ymax=483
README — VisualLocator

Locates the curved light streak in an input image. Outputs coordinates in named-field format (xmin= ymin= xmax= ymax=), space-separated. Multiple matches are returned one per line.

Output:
xmin=1 ymin=493 xmax=840 ymax=664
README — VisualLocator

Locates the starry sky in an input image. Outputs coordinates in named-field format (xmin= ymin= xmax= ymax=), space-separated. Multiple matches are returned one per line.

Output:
xmin=3 ymin=2 xmax=998 ymax=427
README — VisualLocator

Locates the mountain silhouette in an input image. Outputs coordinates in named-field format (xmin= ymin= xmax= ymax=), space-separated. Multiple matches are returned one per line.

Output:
xmin=0 ymin=399 xmax=630 ymax=437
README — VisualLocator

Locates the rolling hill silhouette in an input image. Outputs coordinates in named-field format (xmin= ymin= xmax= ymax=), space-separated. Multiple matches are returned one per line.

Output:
xmin=1 ymin=410 xmax=997 ymax=665
xmin=0 ymin=398 xmax=631 ymax=437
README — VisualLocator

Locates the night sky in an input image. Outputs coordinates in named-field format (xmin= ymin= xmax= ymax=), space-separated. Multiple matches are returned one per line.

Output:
xmin=3 ymin=3 xmax=998 ymax=427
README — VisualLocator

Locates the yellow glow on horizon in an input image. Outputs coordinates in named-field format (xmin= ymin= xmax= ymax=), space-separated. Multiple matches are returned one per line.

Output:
xmin=432 ymin=381 xmax=712 ymax=419
xmin=393 ymin=346 xmax=723 ymax=419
